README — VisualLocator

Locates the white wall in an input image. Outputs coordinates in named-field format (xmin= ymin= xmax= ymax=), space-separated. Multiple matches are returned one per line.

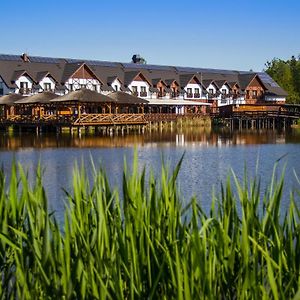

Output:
xmin=15 ymin=75 xmax=33 ymax=94
xmin=265 ymin=96 xmax=286 ymax=102
xmin=66 ymin=78 xmax=101 ymax=93
xmin=111 ymin=79 xmax=121 ymax=91
xmin=206 ymin=83 xmax=217 ymax=94
xmin=184 ymin=83 xmax=203 ymax=99
xmin=128 ymin=80 xmax=150 ymax=98
xmin=219 ymin=84 xmax=230 ymax=94
xmin=39 ymin=76 xmax=56 ymax=92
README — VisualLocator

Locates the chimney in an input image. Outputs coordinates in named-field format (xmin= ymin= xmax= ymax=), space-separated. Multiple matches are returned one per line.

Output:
xmin=21 ymin=53 xmax=30 ymax=62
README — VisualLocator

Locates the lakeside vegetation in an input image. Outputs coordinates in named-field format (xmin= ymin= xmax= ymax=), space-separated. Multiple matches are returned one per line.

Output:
xmin=265 ymin=55 xmax=300 ymax=103
xmin=0 ymin=157 xmax=299 ymax=299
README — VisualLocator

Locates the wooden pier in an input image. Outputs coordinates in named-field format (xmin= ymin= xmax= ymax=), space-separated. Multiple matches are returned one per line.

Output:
xmin=212 ymin=104 xmax=300 ymax=130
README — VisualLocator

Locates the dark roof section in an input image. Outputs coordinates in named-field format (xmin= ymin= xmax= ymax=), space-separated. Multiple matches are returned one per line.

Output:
xmin=60 ymin=62 xmax=84 ymax=84
xmin=238 ymin=73 xmax=258 ymax=90
xmin=149 ymin=87 xmax=160 ymax=93
xmin=264 ymin=85 xmax=288 ymax=97
xmin=107 ymin=91 xmax=149 ymax=104
xmin=101 ymin=85 xmax=114 ymax=92
xmin=0 ymin=53 xmax=287 ymax=97
xmin=14 ymin=92 xmax=59 ymax=104
xmin=165 ymin=79 xmax=179 ymax=86
xmin=107 ymin=75 xmax=122 ymax=85
xmin=123 ymin=71 xmax=151 ymax=86
xmin=0 ymin=93 xmax=25 ymax=105
xmin=50 ymin=88 xmax=116 ymax=103
xmin=215 ymin=80 xmax=228 ymax=89
xmin=202 ymin=79 xmax=215 ymax=89
xmin=179 ymin=74 xmax=203 ymax=88
xmin=152 ymin=78 xmax=166 ymax=86
xmin=11 ymin=70 xmax=35 ymax=83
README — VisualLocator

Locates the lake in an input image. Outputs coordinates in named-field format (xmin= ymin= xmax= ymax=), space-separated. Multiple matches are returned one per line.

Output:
xmin=0 ymin=126 xmax=300 ymax=223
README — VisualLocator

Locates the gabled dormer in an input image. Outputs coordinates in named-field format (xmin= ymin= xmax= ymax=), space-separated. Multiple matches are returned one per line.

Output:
xmin=215 ymin=80 xmax=231 ymax=95
xmin=238 ymin=73 xmax=267 ymax=103
xmin=150 ymin=78 xmax=167 ymax=98
xmin=202 ymin=79 xmax=219 ymax=98
xmin=179 ymin=74 xmax=205 ymax=99
xmin=36 ymin=71 xmax=58 ymax=92
xmin=11 ymin=70 xmax=35 ymax=95
xmin=124 ymin=71 xmax=151 ymax=98
xmin=61 ymin=62 xmax=103 ymax=93
xmin=107 ymin=76 xmax=122 ymax=92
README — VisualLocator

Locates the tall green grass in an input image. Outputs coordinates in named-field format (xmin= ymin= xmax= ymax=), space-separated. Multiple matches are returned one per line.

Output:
xmin=0 ymin=155 xmax=299 ymax=299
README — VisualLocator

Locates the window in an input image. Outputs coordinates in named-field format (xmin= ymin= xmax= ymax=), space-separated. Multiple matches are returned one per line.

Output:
xmin=194 ymin=88 xmax=200 ymax=94
xmin=114 ymin=85 xmax=118 ymax=91
xmin=140 ymin=86 xmax=147 ymax=97
xmin=209 ymin=89 xmax=214 ymax=94
xmin=253 ymin=90 xmax=257 ymax=98
xmin=20 ymin=82 xmax=28 ymax=94
xmin=222 ymin=89 xmax=227 ymax=94
xmin=187 ymin=88 xmax=193 ymax=98
xmin=131 ymin=86 xmax=138 ymax=95
xmin=20 ymin=82 xmax=28 ymax=89
xmin=80 ymin=84 xmax=86 ymax=89
xmin=44 ymin=83 xmax=51 ymax=91
xmin=93 ymin=84 xmax=97 ymax=91
xmin=69 ymin=84 xmax=73 ymax=91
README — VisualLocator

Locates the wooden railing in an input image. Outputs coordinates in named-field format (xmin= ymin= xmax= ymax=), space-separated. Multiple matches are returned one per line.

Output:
xmin=145 ymin=113 xmax=205 ymax=122
xmin=2 ymin=113 xmax=148 ymax=126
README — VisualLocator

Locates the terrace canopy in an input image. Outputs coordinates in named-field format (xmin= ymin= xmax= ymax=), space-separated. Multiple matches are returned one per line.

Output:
xmin=50 ymin=88 xmax=116 ymax=103
xmin=14 ymin=92 xmax=59 ymax=104
xmin=0 ymin=94 xmax=25 ymax=105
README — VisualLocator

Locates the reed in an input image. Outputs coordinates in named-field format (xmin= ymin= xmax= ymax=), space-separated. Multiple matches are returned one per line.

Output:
xmin=0 ymin=155 xmax=299 ymax=299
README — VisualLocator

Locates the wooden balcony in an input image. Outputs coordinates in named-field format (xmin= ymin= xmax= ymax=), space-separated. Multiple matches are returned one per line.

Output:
xmin=139 ymin=92 xmax=148 ymax=97
xmin=158 ymin=92 xmax=166 ymax=98
xmin=19 ymin=88 xmax=32 ymax=95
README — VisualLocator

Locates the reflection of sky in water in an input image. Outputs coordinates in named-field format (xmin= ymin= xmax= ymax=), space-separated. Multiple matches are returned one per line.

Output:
xmin=0 ymin=129 xmax=299 ymax=224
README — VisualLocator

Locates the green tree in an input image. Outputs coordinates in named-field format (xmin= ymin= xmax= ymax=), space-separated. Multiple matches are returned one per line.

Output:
xmin=265 ymin=55 xmax=300 ymax=103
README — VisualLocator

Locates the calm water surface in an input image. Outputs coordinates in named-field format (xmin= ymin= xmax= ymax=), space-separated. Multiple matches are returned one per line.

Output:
xmin=0 ymin=127 xmax=300 ymax=222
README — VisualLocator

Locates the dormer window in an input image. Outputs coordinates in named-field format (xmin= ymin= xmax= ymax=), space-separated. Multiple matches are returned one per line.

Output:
xmin=44 ymin=83 xmax=51 ymax=91
xmin=222 ymin=89 xmax=226 ymax=94
xmin=140 ymin=86 xmax=147 ymax=97
xmin=20 ymin=82 xmax=29 ymax=94
xmin=209 ymin=89 xmax=214 ymax=94
xmin=114 ymin=85 xmax=118 ymax=91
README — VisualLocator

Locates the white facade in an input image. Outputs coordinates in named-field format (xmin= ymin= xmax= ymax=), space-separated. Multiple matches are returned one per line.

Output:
xmin=265 ymin=95 xmax=286 ymax=102
xmin=39 ymin=76 xmax=56 ymax=92
xmin=206 ymin=83 xmax=217 ymax=94
xmin=15 ymin=75 xmax=34 ymax=95
xmin=111 ymin=78 xmax=122 ymax=91
xmin=128 ymin=80 xmax=150 ymax=98
xmin=184 ymin=83 xmax=203 ymax=99
xmin=66 ymin=78 xmax=101 ymax=93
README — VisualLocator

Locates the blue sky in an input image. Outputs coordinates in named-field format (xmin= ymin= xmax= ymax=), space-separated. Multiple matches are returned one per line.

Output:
xmin=1 ymin=0 xmax=299 ymax=71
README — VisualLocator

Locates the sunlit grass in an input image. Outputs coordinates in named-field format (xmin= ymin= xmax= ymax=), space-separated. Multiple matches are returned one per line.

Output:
xmin=0 ymin=154 xmax=299 ymax=299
